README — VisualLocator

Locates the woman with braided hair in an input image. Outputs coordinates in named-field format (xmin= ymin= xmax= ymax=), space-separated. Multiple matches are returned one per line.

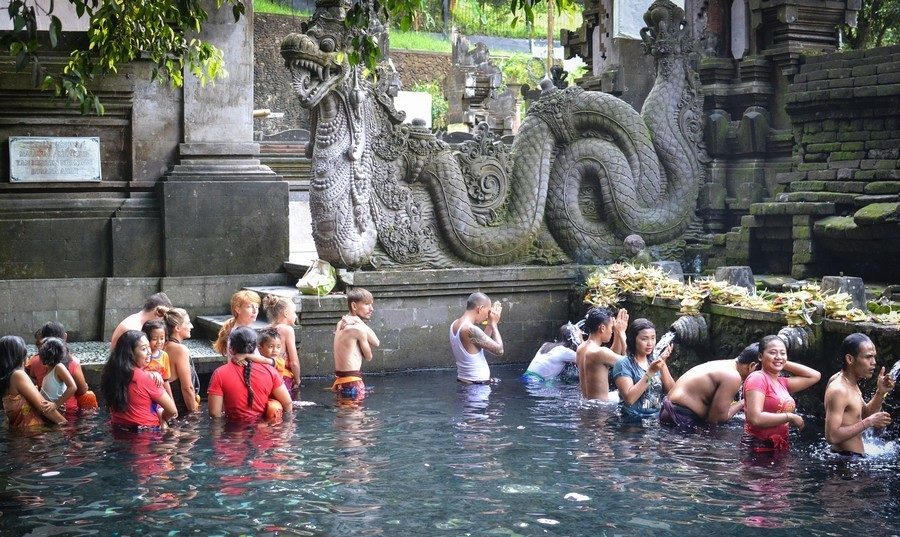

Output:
xmin=207 ymin=326 xmax=293 ymax=422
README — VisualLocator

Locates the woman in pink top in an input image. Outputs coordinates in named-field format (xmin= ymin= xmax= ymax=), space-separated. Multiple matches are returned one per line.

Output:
xmin=100 ymin=330 xmax=178 ymax=430
xmin=743 ymin=335 xmax=821 ymax=451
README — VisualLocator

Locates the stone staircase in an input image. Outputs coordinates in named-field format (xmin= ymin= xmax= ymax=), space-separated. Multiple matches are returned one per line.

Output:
xmin=194 ymin=282 xmax=347 ymax=377
xmin=259 ymin=142 xmax=311 ymax=192
xmin=721 ymin=44 xmax=900 ymax=280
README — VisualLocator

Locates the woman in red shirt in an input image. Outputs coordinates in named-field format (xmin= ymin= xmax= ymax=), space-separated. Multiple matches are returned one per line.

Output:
xmin=743 ymin=335 xmax=821 ymax=451
xmin=208 ymin=326 xmax=293 ymax=422
xmin=100 ymin=330 xmax=178 ymax=430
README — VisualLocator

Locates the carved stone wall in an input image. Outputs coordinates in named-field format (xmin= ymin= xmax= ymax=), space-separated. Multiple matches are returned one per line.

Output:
xmin=724 ymin=45 xmax=900 ymax=280
xmin=390 ymin=50 xmax=453 ymax=87
xmin=254 ymin=13 xmax=311 ymax=137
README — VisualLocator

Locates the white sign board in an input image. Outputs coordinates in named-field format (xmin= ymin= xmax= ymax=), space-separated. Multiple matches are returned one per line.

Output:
xmin=612 ymin=0 xmax=685 ymax=40
xmin=394 ymin=90 xmax=433 ymax=129
xmin=9 ymin=137 xmax=102 ymax=182
xmin=0 ymin=0 xmax=89 ymax=31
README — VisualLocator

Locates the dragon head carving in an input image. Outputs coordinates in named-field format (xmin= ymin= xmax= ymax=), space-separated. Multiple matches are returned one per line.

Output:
xmin=281 ymin=0 xmax=352 ymax=109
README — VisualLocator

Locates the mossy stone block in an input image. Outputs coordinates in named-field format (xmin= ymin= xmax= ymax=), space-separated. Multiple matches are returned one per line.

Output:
xmin=853 ymin=202 xmax=900 ymax=226
xmin=865 ymin=182 xmax=900 ymax=194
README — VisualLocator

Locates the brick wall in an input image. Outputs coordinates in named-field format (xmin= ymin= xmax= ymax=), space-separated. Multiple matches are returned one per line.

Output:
xmin=390 ymin=50 xmax=452 ymax=88
xmin=726 ymin=45 xmax=900 ymax=279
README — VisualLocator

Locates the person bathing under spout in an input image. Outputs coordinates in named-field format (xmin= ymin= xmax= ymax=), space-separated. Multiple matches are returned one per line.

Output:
xmin=660 ymin=343 xmax=761 ymax=428
xmin=576 ymin=307 xmax=628 ymax=401
xmin=450 ymin=292 xmax=504 ymax=385
xmin=824 ymin=333 xmax=895 ymax=457
xmin=332 ymin=288 xmax=380 ymax=403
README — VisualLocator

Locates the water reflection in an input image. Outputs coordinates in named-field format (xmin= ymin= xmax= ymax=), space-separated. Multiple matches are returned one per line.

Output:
xmin=0 ymin=366 xmax=898 ymax=536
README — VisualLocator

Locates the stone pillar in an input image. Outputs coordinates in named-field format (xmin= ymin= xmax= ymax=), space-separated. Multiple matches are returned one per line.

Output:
xmin=162 ymin=1 xmax=289 ymax=276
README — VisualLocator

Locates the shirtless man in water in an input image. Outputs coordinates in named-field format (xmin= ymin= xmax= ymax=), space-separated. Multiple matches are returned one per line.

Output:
xmin=824 ymin=333 xmax=895 ymax=456
xmin=450 ymin=292 xmax=504 ymax=384
xmin=110 ymin=292 xmax=172 ymax=348
xmin=333 ymin=288 xmax=380 ymax=402
xmin=576 ymin=307 xmax=627 ymax=400
xmin=661 ymin=343 xmax=760 ymax=427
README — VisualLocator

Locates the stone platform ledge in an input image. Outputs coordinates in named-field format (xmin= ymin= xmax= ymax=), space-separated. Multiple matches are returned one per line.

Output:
xmin=30 ymin=339 xmax=225 ymax=374
xmin=822 ymin=319 xmax=900 ymax=341
xmin=344 ymin=265 xmax=583 ymax=298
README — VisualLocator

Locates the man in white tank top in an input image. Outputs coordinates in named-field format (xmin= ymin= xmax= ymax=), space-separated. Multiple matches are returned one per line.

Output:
xmin=450 ymin=292 xmax=504 ymax=384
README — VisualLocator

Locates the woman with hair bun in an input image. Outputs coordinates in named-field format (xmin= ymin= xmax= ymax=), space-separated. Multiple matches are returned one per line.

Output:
xmin=262 ymin=294 xmax=301 ymax=399
xmin=163 ymin=308 xmax=201 ymax=415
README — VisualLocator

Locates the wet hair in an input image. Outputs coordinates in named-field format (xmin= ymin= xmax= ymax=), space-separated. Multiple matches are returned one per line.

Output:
xmin=258 ymin=328 xmax=280 ymax=349
xmin=557 ymin=322 xmax=582 ymax=351
xmin=214 ymin=291 xmax=261 ymax=355
xmin=142 ymin=292 xmax=172 ymax=313
xmin=839 ymin=333 xmax=873 ymax=370
xmin=626 ymin=318 xmax=656 ymax=355
xmin=229 ymin=326 xmax=259 ymax=408
xmin=583 ymin=307 xmax=614 ymax=334
xmin=142 ymin=320 xmax=166 ymax=340
xmin=466 ymin=292 xmax=490 ymax=310
xmin=162 ymin=308 xmax=190 ymax=341
xmin=38 ymin=337 xmax=68 ymax=368
xmin=37 ymin=321 xmax=66 ymax=340
xmin=757 ymin=335 xmax=786 ymax=359
xmin=100 ymin=330 xmax=146 ymax=412
xmin=0 ymin=335 xmax=28 ymax=397
xmin=262 ymin=294 xmax=293 ymax=323
xmin=736 ymin=343 xmax=761 ymax=365
xmin=347 ymin=288 xmax=374 ymax=308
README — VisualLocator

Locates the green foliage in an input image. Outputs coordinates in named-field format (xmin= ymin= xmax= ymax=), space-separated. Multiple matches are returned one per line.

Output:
xmin=842 ymin=0 xmax=900 ymax=49
xmin=2 ymin=0 xmax=244 ymax=114
xmin=450 ymin=0 xmax=581 ymax=39
xmin=255 ymin=0 xmax=308 ymax=16
xmin=499 ymin=53 xmax=543 ymax=85
xmin=390 ymin=31 xmax=452 ymax=53
xmin=410 ymin=80 xmax=448 ymax=130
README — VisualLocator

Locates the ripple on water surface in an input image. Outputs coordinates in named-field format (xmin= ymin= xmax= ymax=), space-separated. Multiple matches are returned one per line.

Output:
xmin=1 ymin=365 xmax=899 ymax=536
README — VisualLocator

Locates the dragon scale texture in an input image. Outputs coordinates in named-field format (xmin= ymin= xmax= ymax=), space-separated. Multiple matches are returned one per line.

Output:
xmin=282 ymin=0 xmax=706 ymax=268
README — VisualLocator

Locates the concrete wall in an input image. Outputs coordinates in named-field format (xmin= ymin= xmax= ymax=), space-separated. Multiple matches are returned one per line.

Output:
xmin=296 ymin=266 xmax=584 ymax=376
xmin=622 ymin=293 xmax=900 ymax=415
xmin=0 ymin=273 xmax=292 ymax=342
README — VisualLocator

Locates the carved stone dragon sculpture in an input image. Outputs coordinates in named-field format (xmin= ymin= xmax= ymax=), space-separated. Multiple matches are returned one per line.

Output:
xmin=281 ymin=0 xmax=706 ymax=268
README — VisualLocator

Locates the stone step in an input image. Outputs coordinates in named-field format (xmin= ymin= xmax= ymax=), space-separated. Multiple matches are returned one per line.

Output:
xmin=194 ymin=316 xmax=271 ymax=341
xmin=243 ymin=285 xmax=301 ymax=308
xmin=26 ymin=339 xmax=222 ymax=366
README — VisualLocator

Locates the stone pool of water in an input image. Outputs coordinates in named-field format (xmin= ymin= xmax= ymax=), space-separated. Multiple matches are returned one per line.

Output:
xmin=1 ymin=364 xmax=898 ymax=536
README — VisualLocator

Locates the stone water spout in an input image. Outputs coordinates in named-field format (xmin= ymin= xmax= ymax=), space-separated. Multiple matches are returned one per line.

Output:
xmin=281 ymin=0 xmax=707 ymax=268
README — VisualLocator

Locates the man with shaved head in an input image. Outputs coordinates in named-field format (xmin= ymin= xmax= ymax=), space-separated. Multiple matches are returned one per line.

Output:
xmin=450 ymin=292 xmax=504 ymax=384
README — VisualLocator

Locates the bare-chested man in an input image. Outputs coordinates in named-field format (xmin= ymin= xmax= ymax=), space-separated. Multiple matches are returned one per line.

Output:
xmin=824 ymin=333 xmax=895 ymax=456
xmin=576 ymin=307 xmax=627 ymax=400
xmin=450 ymin=292 xmax=503 ymax=384
xmin=661 ymin=343 xmax=760 ymax=427
xmin=332 ymin=288 xmax=380 ymax=402
xmin=110 ymin=292 xmax=173 ymax=348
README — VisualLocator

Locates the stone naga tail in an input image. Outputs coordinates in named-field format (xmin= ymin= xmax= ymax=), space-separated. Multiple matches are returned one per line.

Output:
xmin=282 ymin=0 xmax=706 ymax=268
